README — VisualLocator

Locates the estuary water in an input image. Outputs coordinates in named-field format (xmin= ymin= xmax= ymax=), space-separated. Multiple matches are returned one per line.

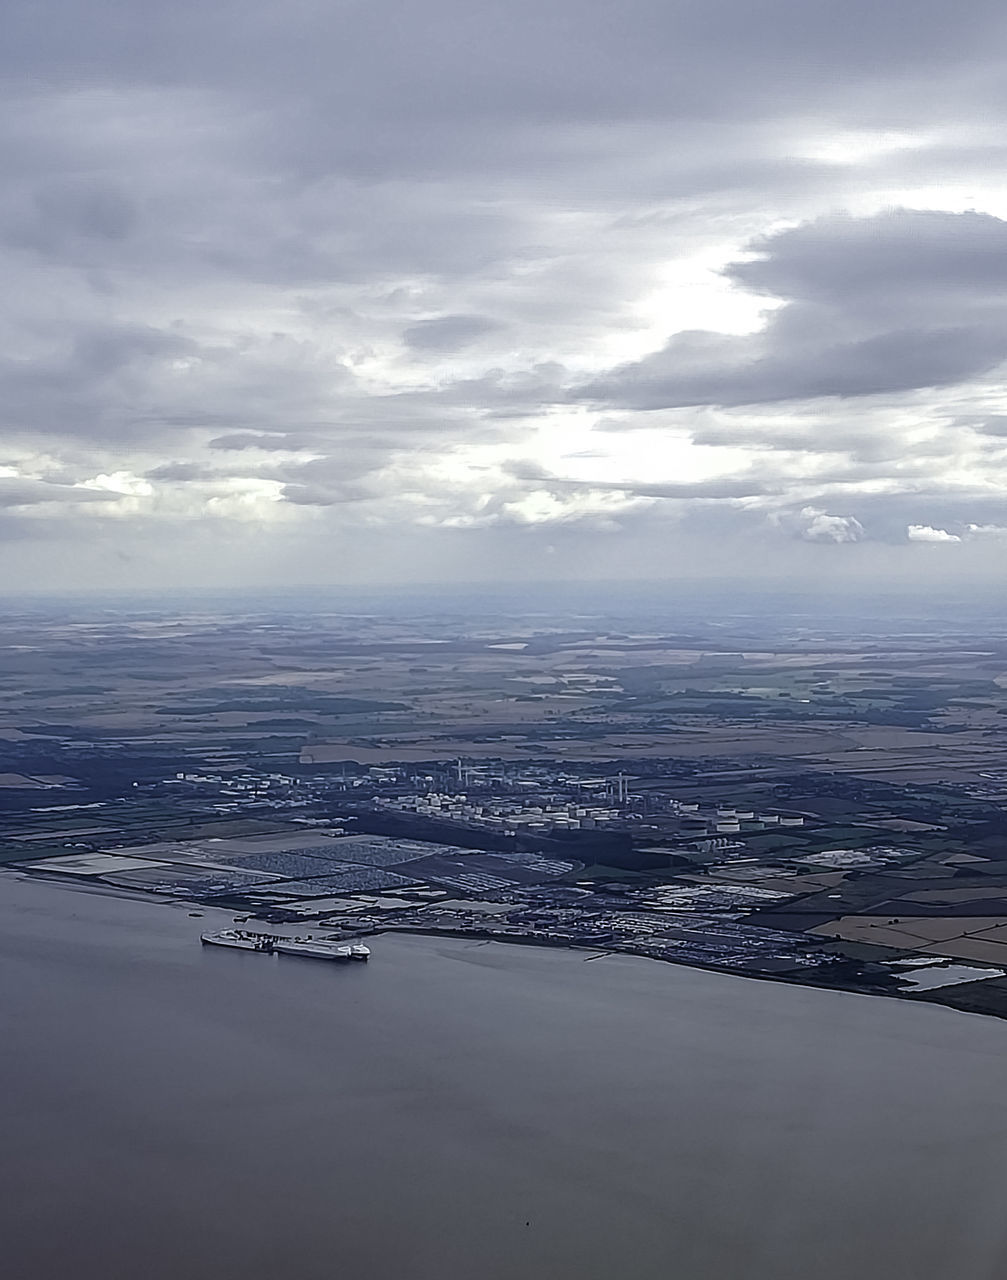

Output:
xmin=3 ymin=874 xmax=1007 ymax=1280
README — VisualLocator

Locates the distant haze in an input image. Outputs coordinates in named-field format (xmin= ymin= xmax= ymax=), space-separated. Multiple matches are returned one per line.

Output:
xmin=5 ymin=3 xmax=1007 ymax=593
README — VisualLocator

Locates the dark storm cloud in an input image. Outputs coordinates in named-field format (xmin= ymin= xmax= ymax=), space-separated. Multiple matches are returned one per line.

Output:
xmin=579 ymin=211 xmax=1007 ymax=410
xmin=6 ymin=178 xmax=137 ymax=256
xmin=6 ymin=1 xmax=1007 ymax=143
xmin=403 ymin=315 xmax=503 ymax=352
xmin=144 ymin=461 xmax=213 ymax=481
xmin=274 ymin=451 xmax=405 ymax=494
xmin=207 ymin=433 xmax=317 ymax=453
xmin=502 ymin=461 xmax=770 ymax=501
xmin=280 ymin=483 xmax=371 ymax=507
xmin=0 ymin=320 xmax=201 ymax=440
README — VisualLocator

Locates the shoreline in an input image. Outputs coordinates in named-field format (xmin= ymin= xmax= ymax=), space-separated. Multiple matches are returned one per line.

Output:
xmin=362 ymin=921 xmax=997 ymax=1020
xmin=3 ymin=866 xmax=994 ymax=1024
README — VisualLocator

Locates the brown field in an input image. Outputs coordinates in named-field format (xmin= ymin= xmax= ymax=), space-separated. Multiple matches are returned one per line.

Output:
xmin=3 ymin=609 xmax=1007 ymax=783
xmin=810 ymin=915 xmax=1007 ymax=964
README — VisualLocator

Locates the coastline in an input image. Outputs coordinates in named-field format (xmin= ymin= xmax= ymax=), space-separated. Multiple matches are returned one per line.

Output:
xmin=4 ymin=866 xmax=995 ymax=1023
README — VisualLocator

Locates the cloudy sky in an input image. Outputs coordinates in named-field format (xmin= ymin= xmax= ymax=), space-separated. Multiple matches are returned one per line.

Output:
xmin=6 ymin=0 xmax=1007 ymax=593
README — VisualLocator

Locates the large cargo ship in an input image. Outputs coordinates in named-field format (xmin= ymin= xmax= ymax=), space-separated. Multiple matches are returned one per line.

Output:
xmin=201 ymin=930 xmax=369 ymax=962
xmin=273 ymin=938 xmax=370 ymax=962
xmin=200 ymin=929 xmax=274 ymax=952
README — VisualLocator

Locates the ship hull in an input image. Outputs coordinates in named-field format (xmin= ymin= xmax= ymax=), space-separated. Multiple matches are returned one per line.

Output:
xmin=201 ymin=930 xmax=369 ymax=962
xmin=200 ymin=930 xmax=272 ymax=952
xmin=273 ymin=940 xmax=369 ymax=962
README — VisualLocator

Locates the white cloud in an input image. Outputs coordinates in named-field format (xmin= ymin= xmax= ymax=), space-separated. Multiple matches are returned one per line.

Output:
xmin=798 ymin=507 xmax=864 ymax=544
xmin=907 ymin=524 xmax=962 ymax=542
xmin=78 ymin=471 xmax=154 ymax=497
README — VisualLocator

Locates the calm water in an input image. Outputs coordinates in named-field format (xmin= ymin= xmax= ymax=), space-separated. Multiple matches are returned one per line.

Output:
xmin=4 ymin=876 xmax=1007 ymax=1279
